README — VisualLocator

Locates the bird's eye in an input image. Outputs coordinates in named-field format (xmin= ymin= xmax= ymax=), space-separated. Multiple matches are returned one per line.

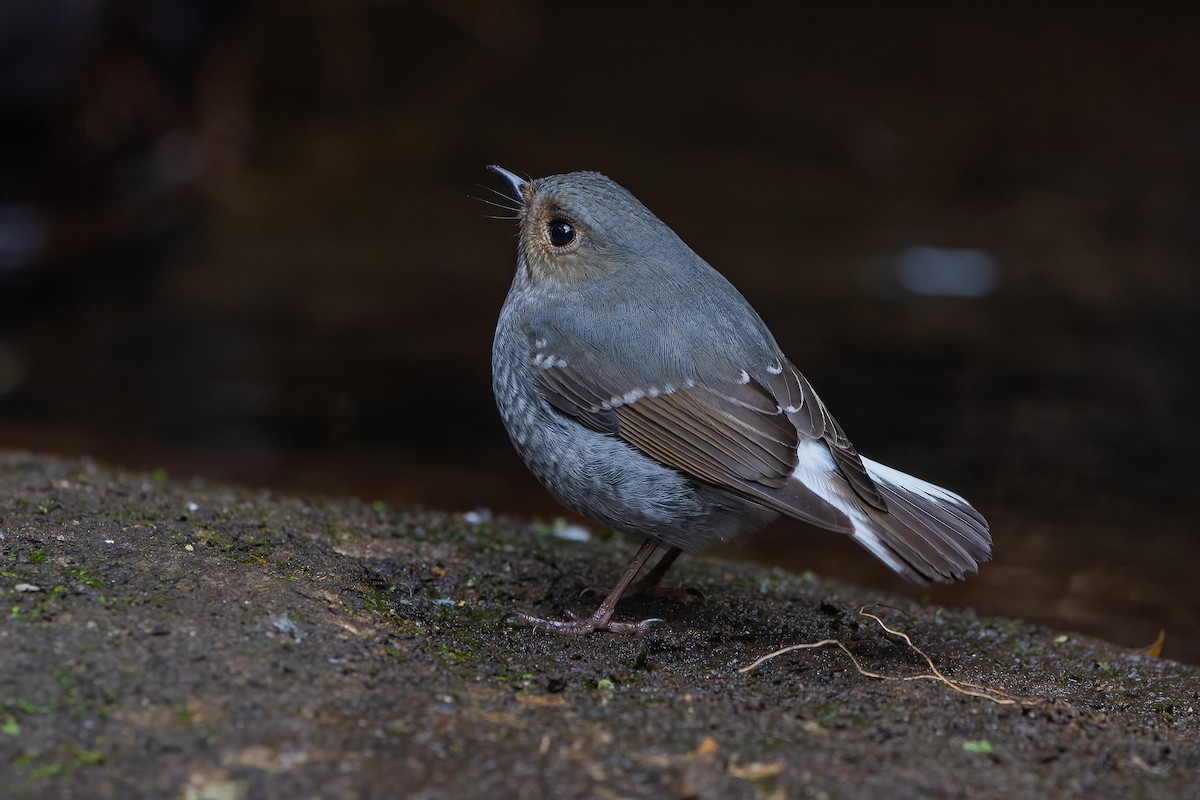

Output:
xmin=546 ymin=219 xmax=576 ymax=247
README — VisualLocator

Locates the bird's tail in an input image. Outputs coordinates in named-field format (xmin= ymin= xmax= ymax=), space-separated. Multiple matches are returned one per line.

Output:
xmin=848 ymin=457 xmax=992 ymax=584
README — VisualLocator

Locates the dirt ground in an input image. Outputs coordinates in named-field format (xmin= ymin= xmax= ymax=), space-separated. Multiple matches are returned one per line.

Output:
xmin=1 ymin=451 xmax=1196 ymax=799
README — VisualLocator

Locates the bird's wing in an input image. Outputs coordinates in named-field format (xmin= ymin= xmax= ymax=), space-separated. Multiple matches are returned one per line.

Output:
xmin=532 ymin=345 xmax=859 ymax=533
xmin=760 ymin=360 xmax=887 ymax=511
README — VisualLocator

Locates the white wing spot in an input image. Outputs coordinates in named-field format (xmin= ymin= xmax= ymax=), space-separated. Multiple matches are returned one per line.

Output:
xmin=738 ymin=369 xmax=750 ymax=384
xmin=593 ymin=382 xmax=688 ymax=410
xmin=766 ymin=363 xmax=783 ymax=375
xmin=534 ymin=352 xmax=567 ymax=369
xmin=783 ymin=405 xmax=801 ymax=413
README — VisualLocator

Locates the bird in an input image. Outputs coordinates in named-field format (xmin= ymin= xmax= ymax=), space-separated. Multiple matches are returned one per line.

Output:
xmin=487 ymin=166 xmax=991 ymax=635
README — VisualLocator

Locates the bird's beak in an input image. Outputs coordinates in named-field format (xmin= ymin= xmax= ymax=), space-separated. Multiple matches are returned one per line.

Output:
xmin=488 ymin=165 xmax=529 ymax=205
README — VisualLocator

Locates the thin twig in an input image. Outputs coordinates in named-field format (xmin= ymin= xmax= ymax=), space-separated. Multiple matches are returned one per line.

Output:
xmin=739 ymin=604 xmax=1038 ymax=706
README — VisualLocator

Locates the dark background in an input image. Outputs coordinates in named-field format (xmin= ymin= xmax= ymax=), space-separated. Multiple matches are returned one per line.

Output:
xmin=1 ymin=2 xmax=1197 ymax=661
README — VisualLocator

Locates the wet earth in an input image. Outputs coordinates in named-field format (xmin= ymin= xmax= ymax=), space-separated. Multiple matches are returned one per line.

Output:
xmin=1 ymin=452 xmax=1197 ymax=799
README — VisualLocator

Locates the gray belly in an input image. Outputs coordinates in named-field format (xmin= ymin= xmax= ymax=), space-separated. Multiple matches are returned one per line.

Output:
xmin=491 ymin=313 xmax=775 ymax=552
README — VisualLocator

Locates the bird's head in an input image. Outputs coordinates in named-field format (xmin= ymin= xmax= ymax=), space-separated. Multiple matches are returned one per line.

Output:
xmin=488 ymin=166 xmax=672 ymax=287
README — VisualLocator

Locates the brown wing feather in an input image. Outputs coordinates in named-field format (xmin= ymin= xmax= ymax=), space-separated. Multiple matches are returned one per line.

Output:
xmin=762 ymin=361 xmax=887 ymax=511
xmin=534 ymin=363 xmax=853 ymax=533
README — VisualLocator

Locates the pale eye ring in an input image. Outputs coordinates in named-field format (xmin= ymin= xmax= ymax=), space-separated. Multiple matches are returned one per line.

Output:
xmin=546 ymin=219 xmax=576 ymax=247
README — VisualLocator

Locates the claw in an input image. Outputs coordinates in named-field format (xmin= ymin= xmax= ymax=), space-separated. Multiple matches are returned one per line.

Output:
xmin=503 ymin=540 xmax=669 ymax=636
xmin=630 ymin=617 xmax=669 ymax=634
xmin=505 ymin=610 xmax=666 ymax=636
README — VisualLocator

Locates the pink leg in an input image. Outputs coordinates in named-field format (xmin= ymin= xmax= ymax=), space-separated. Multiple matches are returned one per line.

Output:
xmin=508 ymin=539 xmax=667 ymax=635
xmin=630 ymin=546 xmax=682 ymax=593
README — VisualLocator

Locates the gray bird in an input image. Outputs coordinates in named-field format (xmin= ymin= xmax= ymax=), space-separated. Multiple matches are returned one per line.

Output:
xmin=489 ymin=166 xmax=991 ymax=635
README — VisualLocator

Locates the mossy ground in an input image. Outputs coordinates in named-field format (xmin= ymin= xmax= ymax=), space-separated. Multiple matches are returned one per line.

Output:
xmin=0 ymin=452 xmax=1196 ymax=799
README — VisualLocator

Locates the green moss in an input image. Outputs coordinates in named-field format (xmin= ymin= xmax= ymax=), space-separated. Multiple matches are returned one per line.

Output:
xmin=96 ymin=594 xmax=140 ymax=606
xmin=363 ymin=588 xmax=397 ymax=616
xmin=435 ymin=642 xmax=482 ymax=665
xmin=1 ymin=699 xmax=52 ymax=716
xmin=66 ymin=569 xmax=105 ymax=589
xmin=18 ymin=745 xmax=105 ymax=778
xmin=192 ymin=529 xmax=273 ymax=559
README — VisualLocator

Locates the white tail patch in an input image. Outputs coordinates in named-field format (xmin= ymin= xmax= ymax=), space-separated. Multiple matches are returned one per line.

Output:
xmin=860 ymin=457 xmax=971 ymax=507
xmin=790 ymin=440 xmax=908 ymax=574
xmin=790 ymin=440 xmax=984 ymax=581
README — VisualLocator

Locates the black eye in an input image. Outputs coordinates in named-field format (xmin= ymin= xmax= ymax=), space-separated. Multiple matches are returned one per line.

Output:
xmin=546 ymin=219 xmax=576 ymax=247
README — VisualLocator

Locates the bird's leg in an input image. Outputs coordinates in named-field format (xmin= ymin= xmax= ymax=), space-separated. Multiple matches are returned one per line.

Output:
xmin=628 ymin=546 xmax=705 ymax=604
xmin=631 ymin=546 xmax=681 ymax=591
xmin=507 ymin=539 xmax=667 ymax=635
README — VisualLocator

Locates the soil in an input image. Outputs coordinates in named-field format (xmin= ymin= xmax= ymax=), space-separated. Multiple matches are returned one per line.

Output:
xmin=1 ymin=451 xmax=1197 ymax=799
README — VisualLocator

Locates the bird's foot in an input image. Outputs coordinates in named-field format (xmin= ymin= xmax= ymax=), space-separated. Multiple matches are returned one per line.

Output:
xmin=504 ymin=609 xmax=666 ymax=636
xmin=505 ymin=539 xmax=670 ymax=635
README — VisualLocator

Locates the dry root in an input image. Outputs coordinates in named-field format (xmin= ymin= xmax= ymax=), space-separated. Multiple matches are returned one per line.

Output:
xmin=739 ymin=604 xmax=1037 ymax=706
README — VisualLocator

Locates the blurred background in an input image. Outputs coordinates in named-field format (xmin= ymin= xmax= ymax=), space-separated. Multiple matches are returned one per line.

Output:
xmin=1 ymin=2 xmax=1197 ymax=662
